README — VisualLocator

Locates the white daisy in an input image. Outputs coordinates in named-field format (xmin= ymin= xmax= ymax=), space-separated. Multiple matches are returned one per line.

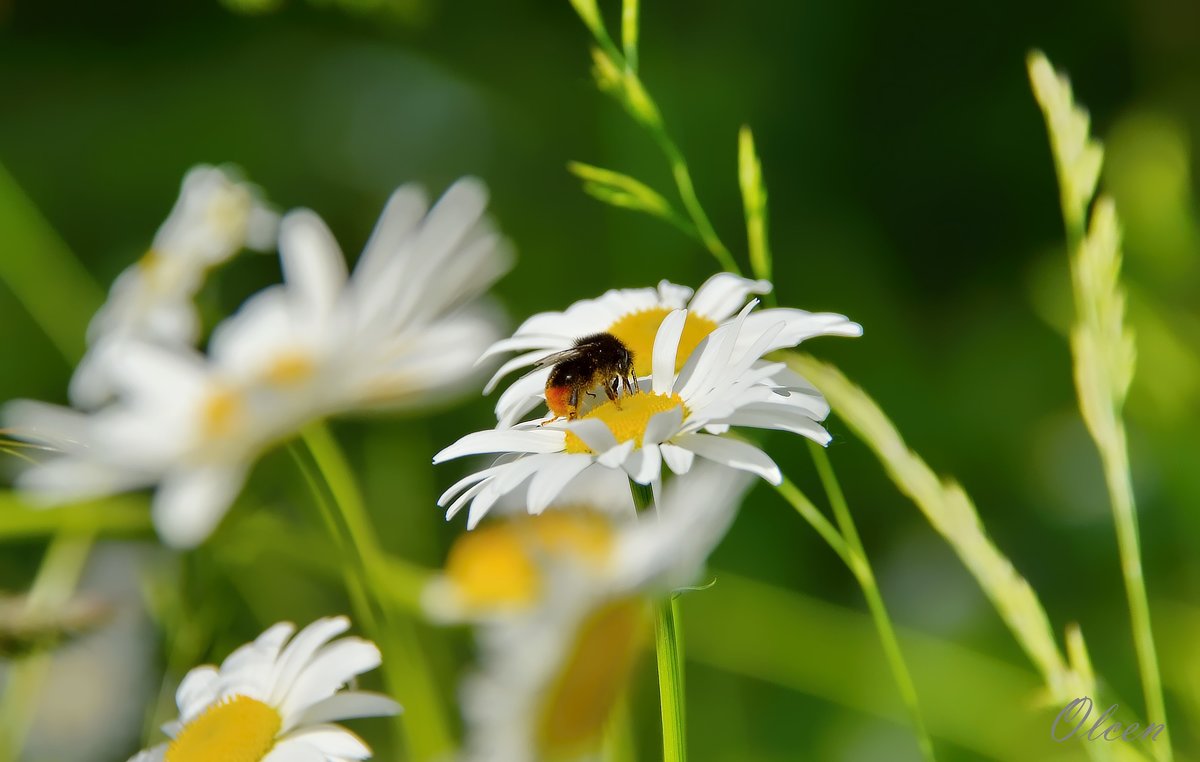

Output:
xmin=425 ymin=463 xmax=751 ymax=762
xmin=128 ymin=616 xmax=399 ymax=762
xmin=4 ymin=178 xmax=512 ymax=548
xmin=435 ymin=301 xmax=832 ymax=528
xmin=204 ymin=176 xmax=512 ymax=414
xmin=480 ymin=272 xmax=862 ymax=426
xmin=71 ymin=165 xmax=279 ymax=409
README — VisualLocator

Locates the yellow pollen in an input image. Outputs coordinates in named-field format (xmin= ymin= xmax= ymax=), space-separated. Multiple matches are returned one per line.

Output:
xmin=607 ymin=308 xmax=717 ymax=376
xmin=536 ymin=599 xmax=646 ymax=756
xmin=264 ymin=351 xmax=315 ymax=385
xmin=165 ymin=695 xmax=281 ymax=762
xmin=201 ymin=387 xmax=242 ymax=439
xmin=443 ymin=513 xmax=616 ymax=611
xmin=563 ymin=393 xmax=686 ymax=454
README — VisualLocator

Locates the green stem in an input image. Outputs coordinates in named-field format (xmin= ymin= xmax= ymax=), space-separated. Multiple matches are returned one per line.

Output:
xmin=654 ymin=597 xmax=687 ymax=762
xmin=293 ymin=424 xmax=452 ymax=761
xmin=630 ymin=480 xmax=687 ymax=761
xmin=806 ymin=442 xmax=936 ymax=762
xmin=1103 ymin=433 xmax=1171 ymax=760
xmin=652 ymin=132 xmax=742 ymax=276
xmin=0 ymin=534 xmax=94 ymax=761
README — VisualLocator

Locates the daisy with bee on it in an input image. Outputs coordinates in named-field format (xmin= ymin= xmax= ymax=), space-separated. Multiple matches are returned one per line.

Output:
xmin=481 ymin=272 xmax=861 ymax=427
xmin=434 ymin=292 xmax=861 ymax=528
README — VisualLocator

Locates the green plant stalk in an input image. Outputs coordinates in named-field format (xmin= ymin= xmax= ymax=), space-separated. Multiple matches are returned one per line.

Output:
xmin=1062 ymin=197 xmax=1169 ymax=762
xmin=630 ymin=480 xmax=687 ymax=762
xmin=569 ymin=4 xmax=742 ymax=277
xmin=0 ymin=168 xmax=102 ymax=762
xmin=808 ymin=442 xmax=936 ymax=762
xmin=655 ymin=597 xmax=687 ymax=762
xmin=0 ymin=162 xmax=104 ymax=363
xmin=294 ymin=424 xmax=452 ymax=761
xmin=621 ymin=0 xmax=639 ymax=73
xmin=1101 ymin=426 xmax=1170 ymax=759
xmin=0 ymin=534 xmax=94 ymax=761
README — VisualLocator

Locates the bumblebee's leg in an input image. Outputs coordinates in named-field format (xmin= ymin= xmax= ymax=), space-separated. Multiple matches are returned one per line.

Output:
xmin=567 ymin=386 xmax=580 ymax=420
xmin=623 ymin=372 xmax=637 ymax=397
xmin=539 ymin=414 xmax=563 ymax=427
xmin=604 ymin=377 xmax=622 ymax=410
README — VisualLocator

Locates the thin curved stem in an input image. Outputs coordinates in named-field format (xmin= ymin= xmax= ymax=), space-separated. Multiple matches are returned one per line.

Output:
xmin=630 ymin=480 xmax=687 ymax=762
xmin=294 ymin=423 xmax=452 ymax=762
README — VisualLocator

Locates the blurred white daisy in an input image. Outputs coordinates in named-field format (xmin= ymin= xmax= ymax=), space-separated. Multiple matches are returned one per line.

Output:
xmin=128 ymin=616 xmax=399 ymax=762
xmin=4 ymin=178 xmax=512 ymax=548
xmin=72 ymin=165 xmax=278 ymax=409
xmin=481 ymin=272 xmax=861 ymax=426
xmin=435 ymin=302 xmax=831 ymax=528
xmin=424 ymin=462 xmax=750 ymax=762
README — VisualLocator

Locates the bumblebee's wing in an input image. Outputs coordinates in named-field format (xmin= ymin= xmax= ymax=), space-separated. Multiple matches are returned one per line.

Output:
xmin=532 ymin=347 xmax=587 ymax=369
xmin=508 ymin=347 xmax=587 ymax=386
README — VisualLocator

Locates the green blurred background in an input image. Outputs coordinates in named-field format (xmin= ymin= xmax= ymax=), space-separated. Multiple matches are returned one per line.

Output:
xmin=2 ymin=0 xmax=1200 ymax=760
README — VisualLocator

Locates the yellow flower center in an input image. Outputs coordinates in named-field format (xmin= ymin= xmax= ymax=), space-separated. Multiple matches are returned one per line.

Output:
xmin=564 ymin=393 xmax=686 ymax=454
xmin=444 ymin=513 xmax=615 ymax=611
xmin=263 ymin=351 xmax=315 ymax=386
xmin=607 ymin=308 xmax=717 ymax=376
xmin=165 ymin=695 xmax=281 ymax=762
xmin=536 ymin=599 xmax=647 ymax=757
xmin=445 ymin=524 xmax=540 ymax=609
xmin=200 ymin=387 xmax=242 ymax=440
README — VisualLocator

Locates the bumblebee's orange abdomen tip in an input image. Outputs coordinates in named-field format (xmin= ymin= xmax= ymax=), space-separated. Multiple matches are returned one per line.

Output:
xmin=545 ymin=385 xmax=571 ymax=416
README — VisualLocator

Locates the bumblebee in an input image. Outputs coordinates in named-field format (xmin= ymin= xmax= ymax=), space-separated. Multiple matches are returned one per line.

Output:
xmin=537 ymin=333 xmax=638 ymax=422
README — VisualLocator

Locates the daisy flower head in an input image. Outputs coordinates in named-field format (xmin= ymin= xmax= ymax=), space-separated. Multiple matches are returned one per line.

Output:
xmin=480 ymin=272 xmax=862 ymax=426
xmin=72 ymin=165 xmax=278 ymax=409
xmin=204 ymin=176 xmax=513 ymax=415
xmin=4 ymin=177 xmax=512 ymax=548
xmin=436 ymin=301 xmax=834 ymax=528
xmin=128 ymin=616 xmax=399 ymax=762
xmin=425 ymin=462 xmax=751 ymax=762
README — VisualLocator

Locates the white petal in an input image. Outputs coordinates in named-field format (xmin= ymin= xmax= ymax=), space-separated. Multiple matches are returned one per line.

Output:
xmin=651 ymin=309 xmax=688 ymax=394
xmin=433 ymin=428 xmax=565 ymax=463
xmin=152 ymin=464 xmax=248 ymax=548
xmin=643 ymin=406 xmax=683 ymax=445
xmin=527 ymin=454 xmax=593 ymax=514
xmin=298 ymin=691 xmax=402 ymax=726
xmin=565 ymin=418 xmax=618 ymax=453
xmin=624 ymin=443 xmax=662 ymax=485
xmin=273 ymin=726 xmax=373 ymax=760
xmin=483 ymin=350 xmax=555 ymax=395
xmin=687 ymin=273 xmax=771 ymax=321
xmin=476 ymin=334 xmax=570 ymax=365
xmin=270 ymin=617 xmax=353 ymax=706
xmin=656 ymin=279 xmax=694 ymax=307
xmin=2 ymin=399 xmax=92 ymax=451
xmin=673 ymin=434 xmax=781 ymax=484
xmin=260 ymin=739 xmax=330 ymax=762
xmin=355 ymin=184 xmax=428 ymax=287
xmin=279 ymin=639 xmax=382 ymax=723
xmin=175 ymin=665 xmax=219 ymax=716
xmin=126 ymin=744 xmax=168 ymax=762
xmin=596 ymin=438 xmax=635 ymax=469
xmin=278 ymin=210 xmax=348 ymax=318
xmin=660 ymin=443 xmax=695 ymax=475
